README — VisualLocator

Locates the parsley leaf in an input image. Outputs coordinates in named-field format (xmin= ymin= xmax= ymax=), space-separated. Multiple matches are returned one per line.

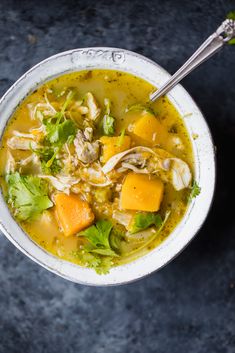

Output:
xmin=6 ymin=172 xmax=53 ymax=221
xmin=188 ymin=180 xmax=201 ymax=202
xmin=129 ymin=212 xmax=162 ymax=234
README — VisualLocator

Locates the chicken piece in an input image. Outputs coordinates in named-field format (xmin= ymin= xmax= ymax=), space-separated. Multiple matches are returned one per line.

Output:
xmin=7 ymin=136 xmax=38 ymax=150
xmin=85 ymin=92 xmax=101 ymax=121
xmin=74 ymin=129 xmax=100 ymax=164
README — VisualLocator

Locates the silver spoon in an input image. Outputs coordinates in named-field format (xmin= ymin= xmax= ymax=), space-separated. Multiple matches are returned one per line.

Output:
xmin=150 ymin=18 xmax=235 ymax=102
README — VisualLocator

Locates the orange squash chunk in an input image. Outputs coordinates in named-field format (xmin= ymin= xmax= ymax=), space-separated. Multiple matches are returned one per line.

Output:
xmin=54 ymin=193 xmax=94 ymax=236
xmin=120 ymin=172 xmax=164 ymax=212
xmin=133 ymin=112 xmax=165 ymax=145
xmin=100 ymin=136 xmax=131 ymax=163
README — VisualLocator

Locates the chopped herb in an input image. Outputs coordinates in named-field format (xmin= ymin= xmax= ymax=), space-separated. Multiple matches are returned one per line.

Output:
xmin=78 ymin=219 xmax=118 ymax=256
xmin=6 ymin=172 xmax=53 ymax=221
xmin=117 ymin=128 xmax=126 ymax=147
xmin=129 ymin=212 xmax=162 ymax=234
xmin=45 ymin=119 xmax=77 ymax=146
xmin=72 ymin=250 xmax=113 ymax=274
xmin=188 ymin=180 xmax=201 ymax=202
xmin=102 ymin=98 xmax=115 ymax=136
xmin=75 ymin=220 xmax=120 ymax=274
xmin=31 ymin=146 xmax=62 ymax=175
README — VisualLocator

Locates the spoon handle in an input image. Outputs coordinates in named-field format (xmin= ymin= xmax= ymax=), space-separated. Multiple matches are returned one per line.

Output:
xmin=150 ymin=19 xmax=235 ymax=102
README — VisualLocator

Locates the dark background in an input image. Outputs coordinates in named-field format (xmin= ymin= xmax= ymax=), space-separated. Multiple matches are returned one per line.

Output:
xmin=0 ymin=1 xmax=235 ymax=352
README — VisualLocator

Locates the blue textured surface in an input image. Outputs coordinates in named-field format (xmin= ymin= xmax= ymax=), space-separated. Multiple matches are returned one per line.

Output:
xmin=0 ymin=1 xmax=235 ymax=352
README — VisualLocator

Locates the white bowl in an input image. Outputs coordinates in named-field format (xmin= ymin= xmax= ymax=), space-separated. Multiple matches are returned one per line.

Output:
xmin=0 ymin=47 xmax=215 ymax=286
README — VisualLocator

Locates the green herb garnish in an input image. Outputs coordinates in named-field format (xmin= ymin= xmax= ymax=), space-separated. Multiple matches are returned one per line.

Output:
xmin=75 ymin=220 xmax=120 ymax=274
xmin=102 ymin=98 xmax=115 ymax=136
xmin=117 ymin=128 xmax=126 ymax=147
xmin=188 ymin=180 xmax=201 ymax=202
xmin=129 ymin=212 xmax=162 ymax=234
xmin=78 ymin=220 xmax=117 ymax=256
xmin=6 ymin=172 xmax=53 ymax=221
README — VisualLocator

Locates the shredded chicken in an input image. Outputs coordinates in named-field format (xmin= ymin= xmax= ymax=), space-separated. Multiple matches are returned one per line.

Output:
xmin=85 ymin=92 xmax=101 ymax=121
xmin=7 ymin=136 xmax=38 ymax=150
xmin=102 ymin=146 xmax=156 ymax=174
xmin=38 ymin=175 xmax=80 ymax=194
xmin=5 ymin=150 xmax=16 ymax=173
xmin=167 ymin=158 xmax=192 ymax=191
xmin=12 ymin=131 xmax=35 ymax=139
xmin=74 ymin=129 xmax=100 ymax=164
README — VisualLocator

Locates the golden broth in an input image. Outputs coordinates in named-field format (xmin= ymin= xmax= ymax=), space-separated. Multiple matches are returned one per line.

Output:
xmin=0 ymin=70 xmax=194 ymax=270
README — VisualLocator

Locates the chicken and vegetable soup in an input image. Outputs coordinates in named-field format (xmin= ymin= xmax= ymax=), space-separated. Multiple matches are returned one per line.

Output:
xmin=0 ymin=70 xmax=200 ymax=274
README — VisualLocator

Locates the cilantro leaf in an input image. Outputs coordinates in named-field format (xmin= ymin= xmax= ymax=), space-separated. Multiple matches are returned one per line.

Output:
xmin=72 ymin=250 xmax=114 ymax=274
xmin=46 ymin=119 xmax=77 ymax=146
xmin=6 ymin=172 xmax=53 ymax=221
xmin=188 ymin=180 xmax=201 ymax=202
xmin=32 ymin=147 xmax=62 ymax=175
xmin=129 ymin=212 xmax=163 ymax=234
xmin=79 ymin=220 xmax=115 ymax=253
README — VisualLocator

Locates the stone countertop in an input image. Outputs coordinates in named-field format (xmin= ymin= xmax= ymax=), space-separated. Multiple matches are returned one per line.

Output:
xmin=0 ymin=1 xmax=235 ymax=352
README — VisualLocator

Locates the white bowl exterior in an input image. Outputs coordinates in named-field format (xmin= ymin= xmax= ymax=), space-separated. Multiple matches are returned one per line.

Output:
xmin=0 ymin=48 xmax=215 ymax=285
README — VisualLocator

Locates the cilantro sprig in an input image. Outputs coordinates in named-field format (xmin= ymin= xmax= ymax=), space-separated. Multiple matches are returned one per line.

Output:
xmin=188 ymin=180 xmax=201 ymax=203
xmin=6 ymin=172 xmax=53 ymax=221
xmin=75 ymin=220 xmax=122 ymax=274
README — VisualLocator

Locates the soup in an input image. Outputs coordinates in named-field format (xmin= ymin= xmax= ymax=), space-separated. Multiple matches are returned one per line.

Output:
xmin=0 ymin=70 xmax=199 ymax=274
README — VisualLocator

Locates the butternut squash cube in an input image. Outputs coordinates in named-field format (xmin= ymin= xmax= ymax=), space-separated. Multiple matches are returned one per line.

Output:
xmin=100 ymin=136 xmax=131 ymax=163
xmin=120 ymin=172 xmax=164 ymax=212
xmin=133 ymin=112 xmax=165 ymax=145
xmin=54 ymin=193 xmax=94 ymax=236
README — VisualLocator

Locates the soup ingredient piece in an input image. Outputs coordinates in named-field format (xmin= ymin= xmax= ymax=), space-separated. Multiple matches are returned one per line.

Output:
xmin=100 ymin=136 xmax=131 ymax=163
xmin=116 ymin=128 xmax=126 ymax=147
xmin=112 ymin=210 xmax=133 ymax=228
xmin=39 ymin=175 xmax=80 ymax=194
xmin=120 ymin=173 xmax=164 ymax=212
xmin=125 ymin=210 xmax=170 ymax=257
xmin=32 ymin=147 xmax=62 ymax=175
xmin=133 ymin=112 xmax=165 ymax=145
xmin=5 ymin=150 xmax=16 ymax=174
xmin=7 ymin=136 xmax=38 ymax=150
xmin=188 ymin=180 xmax=201 ymax=202
xmin=72 ymin=250 xmax=113 ymax=274
xmin=102 ymin=146 xmax=155 ymax=174
xmin=85 ymin=92 xmax=101 ymax=121
xmin=129 ymin=212 xmax=162 ymax=234
xmin=54 ymin=193 xmax=94 ymax=236
xmin=94 ymin=188 xmax=112 ymax=203
xmin=45 ymin=119 xmax=77 ymax=147
xmin=127 ymin=104 xmax=154 ymax=115
xmin=78 ymin=220 xmax=118 ymax=256
xmin=167 ymin=158 xmax=192 ymax=191
xmin=74 ymin=129 xmax=100 ymax=164
xmin=6 ymin=172 xmax=53 ymax=221
xmin=102 ymin=98 xmax=115 ymax=136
